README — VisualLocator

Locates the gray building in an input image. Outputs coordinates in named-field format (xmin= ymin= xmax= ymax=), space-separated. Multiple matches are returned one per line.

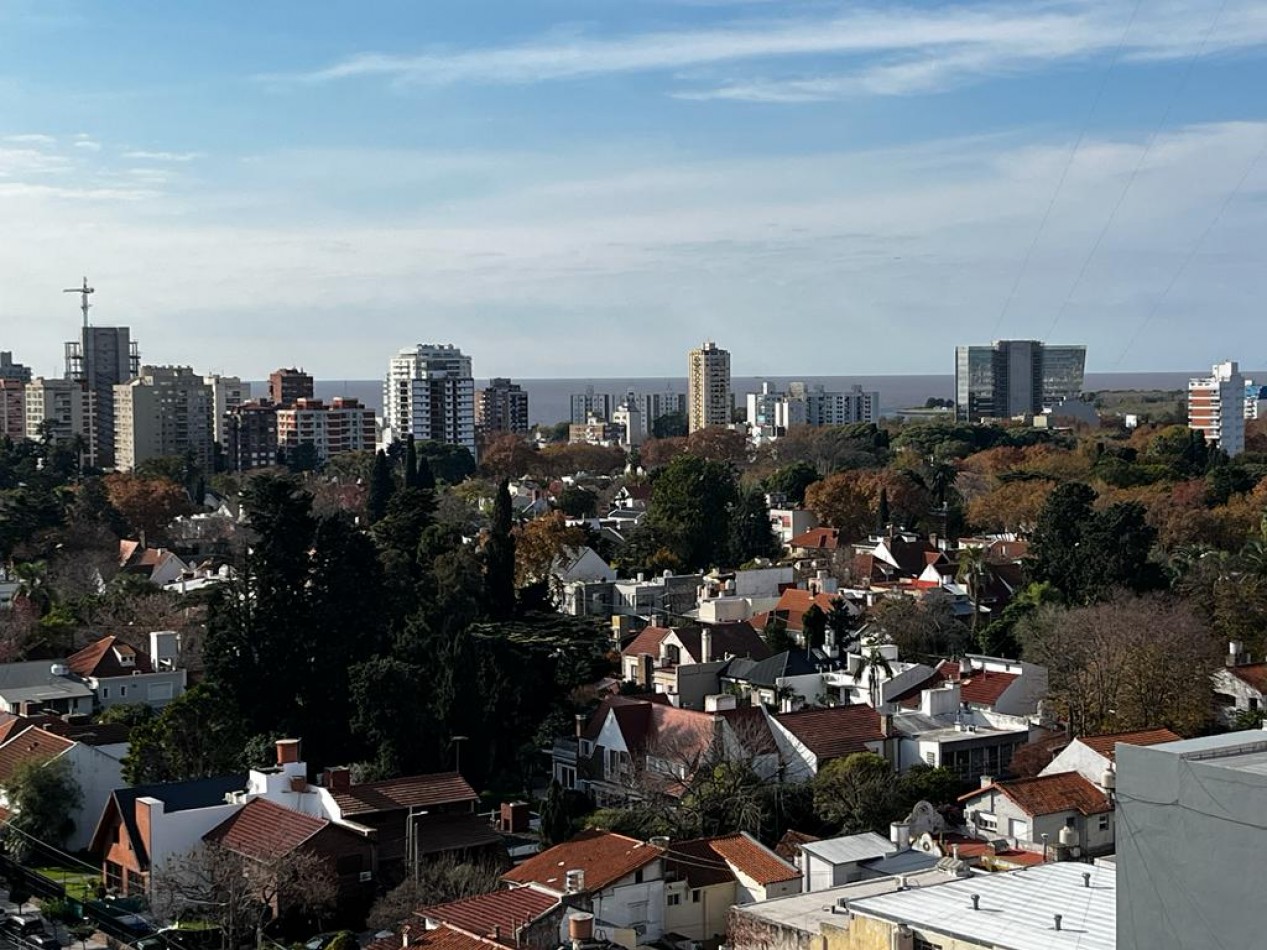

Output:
xmin=0 ymin=352 xmax=31 ymax=384
xmin=65 ymin=325 xmax=140 ymax=468
xmin=955 ymin=340 xmax=1085 ymax=421
xmin=476 ymin=378 xmax=529 ymax=434
xmin=570 ymin=387 xmax=612 ymax=424
xmin=114 ymin=366 xmax=215 ymax=472
xmin=1117 ymin=730 xmax=1267 ymax=950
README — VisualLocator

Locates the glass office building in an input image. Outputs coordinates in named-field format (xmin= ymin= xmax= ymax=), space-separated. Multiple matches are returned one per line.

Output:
xmin=955 ymin=341 xmax=1085 ymax=421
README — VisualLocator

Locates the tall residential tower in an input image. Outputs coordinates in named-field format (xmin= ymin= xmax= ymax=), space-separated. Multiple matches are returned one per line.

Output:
xmin=1189 ymin=360 xmax=1245 ymax=456
xmin=687 ymin=341 xmax=732 ymax=433
xmin=383 ymin=344 xmax=476 ymax=457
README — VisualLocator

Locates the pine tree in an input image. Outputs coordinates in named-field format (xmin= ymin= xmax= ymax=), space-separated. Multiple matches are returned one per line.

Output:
xmin=404 ymin=436 xmax=419 ymax=489
xmin=367 ymin=450 xmax=394 ymax=524
xmin=484 ymin=479 xmax=517 ymax=621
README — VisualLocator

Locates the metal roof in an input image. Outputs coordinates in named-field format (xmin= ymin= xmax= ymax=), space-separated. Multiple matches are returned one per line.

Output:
xmin=800 ymin=832 xmax=894 ymax=866
xmin=847 ymin=862 xmax=1116 ymax=950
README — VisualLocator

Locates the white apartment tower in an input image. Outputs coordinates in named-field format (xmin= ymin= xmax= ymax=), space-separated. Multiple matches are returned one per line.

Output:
xmin=1189 ymin=360 xmax=1245 ymax=457
xmin=113 ymin=366 xmax=215 ymax=473
xmin=383 ymin=344 xmax=476 ymax=457
xmin=203 ymin=375 xmax=251 ymax=447
xmin=687 ymin=341 xmax=731 ymax=433
xmin=24 ymin=378 xmax=98 ymax=465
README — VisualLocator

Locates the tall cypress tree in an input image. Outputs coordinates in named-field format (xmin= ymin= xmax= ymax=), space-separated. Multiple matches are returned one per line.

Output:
xmin=404 ymin=436 xmax=419 ymax=489
xmin=876 ymin=487 xmax=891 ymax=534
xmin=484 ymin=479 xmax=517 ymax=621
xmin=367 ymin=450 xmax=394 ymax=524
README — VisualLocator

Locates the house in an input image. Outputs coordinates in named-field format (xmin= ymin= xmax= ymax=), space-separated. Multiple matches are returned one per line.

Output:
xmin=613 ymin=485 xmax=652 ymax=512
xmin=754 ymin=588 xmax=845 ymax=640
xmin=889 ymin=682 xmax=1034 ymax=782
xmin=118 ymin=540 xmax=190 ymax=587
xmin=551 ymin=547 xmax=616 ymax=586
xmin=721 ymin=651 xmax=839 ymax=710
xmin=417 ymin=888 xmax=564 ymax=950
xmin=203 ymin=797 xmax=377 ymax=918
xmin=769 ymin=704 xmax=887 ymax=781
xmin=611 ymin=573 xmax=703 ymax=622
xmin=91 ymin=774 xmax=248 ymax=896
xmin=503 ymin=830 xmax=665 ymax=943
xmin=1038 ymin=728 xmax=1180 ymax=785
xmin=1213 ymin=642 xmax=1267 ymax=722
xmin=619 ymin=621 xmax=770 ymax=702
xmin=798 ymin=833 xmax=895 ymax=890
xmin=889 ymin=655 xmax=1047 ymax=718
xmin=0 ymin=724 xmax=127 ymax=851
xmin=787 ymin=528 xmax=841 ymax=559
xmin=572 ymin=697 xmax=779 ymax=804
xmin=67 ymin=632 xmax=186 ymax=710
xmin=0 ymin=661 xmax=96 ymax=717
xmin=769 ymin=508 xmax=819 ymax=548
xmin=660 ymin=833 xmax=800 ymax=941
xmin=959 ymin=771 xmax=1115 ymax=858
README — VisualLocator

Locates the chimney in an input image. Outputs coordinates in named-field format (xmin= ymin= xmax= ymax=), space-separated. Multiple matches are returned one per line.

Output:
xmin=575 ymin=713 xmax=586 ymax=740
xmin=971 ymin=895 xmax=980 ymax=911
xmin=1054 ymin=914 xmax=1063 ymax=932
xmin=275 ymin=739 xmax=301 ymax=766
xmin=1082 ymin=872 xmax=1091 ymax=889
xmin=700 ymin=628 xmax=712 ymax=664
xmin=959 ymin=656 xmax=972 ymax=678
xmin=323 ymin=766 xmax=352 ymax=792
xmin=889 ymin=822 xmax=911 ymax=851
xmin=980 ymin=774 xmax=994 ymax=789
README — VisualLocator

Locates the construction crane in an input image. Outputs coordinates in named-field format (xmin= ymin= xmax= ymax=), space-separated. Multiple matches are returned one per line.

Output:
xmin=63 ymin=277 xmax=94 ymax=327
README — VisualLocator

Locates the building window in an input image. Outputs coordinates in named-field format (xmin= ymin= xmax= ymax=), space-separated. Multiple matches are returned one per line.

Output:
xmin=1098 ymin=814 xmax=1110 ymax=831
xmin=101 ymin=688 xmax=109 ymax=699
xmin=1252 ymin=697 xmax=1261 ymax=711
xmin=667 ymin=893 xmax=681 ymax=907
xmin=975 ymin=812 xmax=998 ymax=832
xmin=923 ymin=751 xmax=935 ymax=766
xmin=119 ymin=685 xmax=127 ymax=698
xmin=691 ymin=890 xmax=701 ymax=903
xmin=634 ymin=869 xmax=643 ymax=884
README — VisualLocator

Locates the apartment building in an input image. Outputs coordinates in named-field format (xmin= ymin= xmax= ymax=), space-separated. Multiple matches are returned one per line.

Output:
xmin=0 ymin=380 xmax=25 ymax=440
xmin=476 ymin=377 xmax=530 ymax=434
xmin=383 ymin=344 xmax=476 ymax=456
xmin=276 ymin=397 xmax=377 ymax=463
xmin=268 ymin=367 xmax=314 ymax=407
xmin=688 ymin=340 xmax=732 ymax=433
xmin=955 ymin=340 xmax=1085 ymax=421
xmin=64 ymin=325 xmax=140 ymax=468
xmin=0 ymin=352 xmax=31 ymax=383
xmin=24 ymin=377 xmax=97 ymax=464
xmin=203 ymin=374 xmax=250 ymax=446
xmin=1189 ymin=360 xmax=1246 ymax=456
xmin=113 ymin=366 xmax=214 ymax=472
xmin=224 ymin=401 xmax=280 ymax=471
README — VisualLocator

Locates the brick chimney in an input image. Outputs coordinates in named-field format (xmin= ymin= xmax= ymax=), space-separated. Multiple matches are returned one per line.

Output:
xmin=323 ymin=766 xmax=352 ymax=792
xmin=275 ymin=738 xmax=301 ymax=766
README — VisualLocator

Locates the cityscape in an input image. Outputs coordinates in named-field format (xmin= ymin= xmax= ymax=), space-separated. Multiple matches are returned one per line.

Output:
xmin=2 ymin=3 xmax=1267 ymax=950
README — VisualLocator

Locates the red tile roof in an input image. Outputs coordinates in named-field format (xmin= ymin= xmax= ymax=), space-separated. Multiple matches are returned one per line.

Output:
xmin=893 ymin=661 xmax=1019 ymax=709
xmin=769 ymin=589 xmax=840 ymax=633
xmin=789 ymin=528 xmax=841 ymax=552
xmin=1075 ymin=728 xmax=1181 ymax=761
xmin=67 ymin=636 xmax=153 ymax=678
xmin=965 ymin=771 xmax=1111 ymax=817
xmin=774 ymin=830 xmax=819 ymax=862
xmin=332 ymin=772 xmax=478 ymax=816
xmin=773 ymin=705 xmax=884 ymax=762
xmin=408 ymin=927 xmax=495 ymax=950
xmin=621 ymin=626 xmax=672 ymax=658
xmin=502 ymin=830 xmax=663 ymax=893
xmin=662 ymin=839 xmax=735 ymax=889
xmin=706 ymin=833 xmax=800 ymax=885
xmin=0 ymin=715 xmax=32 ymax=746
xmin=421 ymin=888 xmax=559 ymax=947
xmin=203 ymin=798 xmax=328 ymax=860
xmin=0 ymin=727 xmax=74 ymax=784
xmin=1229 ymin=663 xmax=1267 ymax=693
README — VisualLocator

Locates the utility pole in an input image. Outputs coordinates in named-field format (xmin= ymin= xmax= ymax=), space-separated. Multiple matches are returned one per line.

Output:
xmin=62 ymin=277 xmax=94 ymax=328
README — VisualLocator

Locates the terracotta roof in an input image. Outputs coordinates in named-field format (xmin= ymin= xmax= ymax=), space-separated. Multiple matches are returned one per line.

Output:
xmin=773 ymin=705 xmax=884 ymax=762
xmin=662 ymin=838 xmax=735 ymax=889
xmin=421 ymin=888 xmax=559 ymax=947
xmin=717 ymin=706 xmax=779 ymax=756
xmin=965 ymin=771 xmax=1111 ymax=817
xmin=621 ymin=626 xmax=672 ymax=658
xmin=502 ymin=830 xmax=663 ymax=893
xmin=203 ymin=797 xmax=327 ymax=860
xmin=769 ymin=589 xmax=841 ymax=633
xmin=0 ymin=727 xmax=74 ymax=784
xmin=332 ymin=772 xmax=478 ymax=816
xmin=1075 ymin=728 xmax=1182 ymax=761
xmin=892 ymin=661 xmax=1019 ymax=709
xmin=775 ymin=830 xmax=819 ymax=862
xmin=1229 ymin=663 xmax=1267 ymax=693
xmin=789 ymin=528 xmax=841 ymax=551
xmin=672 ymin=622 xmax=770 ymax=664
xmin=118 ymin=539 xmax=141 ymax=566
xmin=0 ymin=714 xmax=32 ymax=746
xmin=408 ymin=926 xmax=495 ymax=950
xmin=706 ymin=833 xmax=801 ymax=885
xmin=67 ymin=636 xmax=153 ymax=678
xmin=414 ymin=813 xmax=504 ymax=855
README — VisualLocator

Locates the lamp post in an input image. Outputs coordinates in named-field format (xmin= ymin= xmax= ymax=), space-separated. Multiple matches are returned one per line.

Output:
xmin=451 ymin=735 xmax=469 ymax=774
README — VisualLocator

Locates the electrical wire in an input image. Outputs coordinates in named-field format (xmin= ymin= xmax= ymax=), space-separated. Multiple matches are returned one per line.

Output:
xmin=990 ymin=0 xmax=1145 ymax=338
xmin=1045 ymin=0 xmax=1232 ymax=340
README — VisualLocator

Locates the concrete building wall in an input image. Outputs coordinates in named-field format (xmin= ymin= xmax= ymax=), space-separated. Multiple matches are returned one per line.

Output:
xmin=92 ymin=669 xmax=186 ymax=709
xmin=65 ymin=743 xmax=127 ymax=853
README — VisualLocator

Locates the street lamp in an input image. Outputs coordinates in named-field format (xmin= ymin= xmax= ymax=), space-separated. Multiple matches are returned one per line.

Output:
xmin=451 ymin=736 xmax=469 ymax=774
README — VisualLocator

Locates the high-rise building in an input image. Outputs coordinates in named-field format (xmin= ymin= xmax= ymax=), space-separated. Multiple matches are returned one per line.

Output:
xmin=113 ymin=366 xmax=214 ymax=473
xmin=25 ymin=377 xmax=98 ymax=464
xmin=1188 ymin=360 xmax=1246 ymax=456
xmin=746 ymin=382 xmax=879 ymax=441
xmin=687 ymin=341 xmax=731 ymax=433
xmin=954 ymin=340 xmax=1085 ymax=421
xmin=276 ymin=397 xmax=377 ymax=465
xmin=611 ymin=401 xmax=644 ymax=447
xmin=383 ymin=344 xmax=476 ymax=457
xmin=569 ymin=387 xmax=612 ymax=424
xmin=1244 ymin=380 xmax=1266 ymax=421
xmin=65 ymin=326 xmax=140 ymax=468
xmin=224 ymin=401 xmax=279 ymax=472
xmin=268 ymin=368 xmax=314 ymax=408
xmin=203 ymin=375 xmax=251 ymax=447
xmin=0 ymin=352 xmax=31 ymax=384
xmin=0 ymin=380 xmax=26 ymax=440
xmin=476 ymin=378 xmax=530 ymax=435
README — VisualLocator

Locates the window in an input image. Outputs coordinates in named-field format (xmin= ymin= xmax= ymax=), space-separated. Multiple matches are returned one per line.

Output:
xmin=975 ymin=812 xmax=998 ymax=832
xmin=634 ymin=869 xmax=643 ymax=884
xmin=119 ymin=686 xmax=127 ymax=698
xmin=148 ymin=682 xmax=173 ymax=702
xmin=579 ymin=740 xmax=593 ymax=757
xmin=667 ymin=893 xmax=682 ymax=907
xmin=691 ymin=890 xmax=701 ymax=904
xmin=1098 ymin=814 xmax=1111 ymax=831
xmin=101 ymin=688 xmax=110 ymax=699
xmin=923 ymin=751 xmax=936 ymax=766
xmin=1252 ymin=697 xmax=1261 ymax=711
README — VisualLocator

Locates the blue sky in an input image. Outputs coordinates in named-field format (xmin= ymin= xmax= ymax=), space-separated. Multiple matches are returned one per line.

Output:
xmin=2 ymin=0 xmax=1266 ymax=379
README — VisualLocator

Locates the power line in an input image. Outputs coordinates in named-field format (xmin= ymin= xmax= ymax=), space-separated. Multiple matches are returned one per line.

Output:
xmin=990 ymin=0 xmax=1145 ymax=338
xmin=1114 ymin=130 xmax=1267 ymax=367
xmin=1045 ymin=0 xmax=1232 ymax=340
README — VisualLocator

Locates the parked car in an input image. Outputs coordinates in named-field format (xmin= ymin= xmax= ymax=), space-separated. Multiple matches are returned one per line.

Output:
xmin=3 ymin=914 xmax=47 ymax=938
xmin=25 ymin=934 xmax=61 ymax=950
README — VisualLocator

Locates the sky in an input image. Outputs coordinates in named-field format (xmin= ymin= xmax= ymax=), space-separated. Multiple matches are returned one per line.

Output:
xmin=2 ymin=0 xmax=1266 ymax=380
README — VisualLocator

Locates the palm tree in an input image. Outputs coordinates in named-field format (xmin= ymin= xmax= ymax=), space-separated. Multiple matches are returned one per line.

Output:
xmin=826 ymin=596 xmax=853 ymax=651
xmin=857 ymin=647 xmax=894 ymax=709
xmin=956 ymin=545 xmax=990 ymax=635
xmin=13 ymin=560 xmax=52 ymax=616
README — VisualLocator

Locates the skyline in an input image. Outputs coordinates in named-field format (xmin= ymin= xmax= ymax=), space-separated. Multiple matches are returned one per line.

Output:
xmin=2 ymin=1 xmax=1266 ymax=378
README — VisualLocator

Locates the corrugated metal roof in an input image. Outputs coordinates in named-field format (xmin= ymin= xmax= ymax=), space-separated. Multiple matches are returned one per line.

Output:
xmin=799 ymin=832 xmax=894 ymax=866
xmin=846 ymin=862 xmax=1116 ymax=950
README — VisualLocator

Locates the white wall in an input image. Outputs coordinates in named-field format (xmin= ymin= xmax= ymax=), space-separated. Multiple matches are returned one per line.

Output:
xmin=146 ymin=798 xmax=242 ymax=893
xmin=93 ymin=670 xmax=187 ymax=709
xmin=1040 ymin=743 xmax=1112 ymax=785
xmin=590 ymin=869 xmax=667 ymax=942
xmin=66 ymin=743 xmax=127 ymax=852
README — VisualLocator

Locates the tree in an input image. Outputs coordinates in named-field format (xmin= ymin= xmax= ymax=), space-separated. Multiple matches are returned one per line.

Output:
xmin=763 ymin=613 xmax=795 ymax=654
xmin=515 ymin=512 xmax=589 ymax=589
xmin=857 ymin=648 xmax=894 ymax=709
xmin=366 ymin=855 xmax=504 ymax=931
xmin=766 ymin=461 xmax=819 ymax=507
xmin=645 ymin=455 xmax=738 ymax=570
xmin=801 ymin=604 xmax=827 ymax=652
xmin=2 ymin=757 xmax=83 ymax=860
xmin=123 ymin=684 xmax=250 ymax=784
xmin=367 ymin=451 xmax=394 ymax=524
xmin=556 ymin=485 xmax=598 ymax=519
xmin=956 ymin=545 xmax=989 ymax=635
xmin=415 ymin=441 xmax=477 ymax=485
xmin=404 ymin=436 xmax=420 ymax=489
xmin=1018 ymin=592 xmax=1221 ymax=736
xmin=875 ymin=487 xmax=891 ymax=534
xmin=871 ymin=594 xmax=968 ymax=661
xmin=652 ymin=411 xmax=688 ymax=439
xmin=480 ymin=434 xmax=537 ymax=482
xmin=539 ymin=779 xmax=593 ymax=847
xmin=103 ymin=474 xmax=193 ymax=541
xmin=686 ymin=427 xmax=748 ymax=466
xmin=813 ymin=752 xmax=899 ymax=834
xmin=729 ymin=489 xmax=781 ymax=565
xmin=484 ymin=479 xmax=517 ymax=620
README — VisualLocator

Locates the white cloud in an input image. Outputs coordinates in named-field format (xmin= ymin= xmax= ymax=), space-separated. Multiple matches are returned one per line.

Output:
xmin=0 ymin=121 xmax=1263 ymax=377
xmin=3 ymin=133 xmax=55 ymax=147
xmin=265 ymin=0 xmax=1267 ymax=98
xmin=122 ymin=150 xmax=203 ymax=162
xmin=73 ymin=139 xmax=101 ymax=151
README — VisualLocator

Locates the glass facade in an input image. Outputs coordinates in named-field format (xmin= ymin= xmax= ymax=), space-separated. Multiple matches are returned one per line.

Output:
xmin=956 ymin=341 xmax=1086 ymax=421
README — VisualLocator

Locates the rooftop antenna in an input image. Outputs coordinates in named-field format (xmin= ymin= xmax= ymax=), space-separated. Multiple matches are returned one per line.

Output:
xmin=63 ymin=277 xmax=94 ymax=328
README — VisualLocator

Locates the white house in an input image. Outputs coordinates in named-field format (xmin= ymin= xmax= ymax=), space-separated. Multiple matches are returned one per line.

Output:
xmin=67 ymin=633 xmax=187 ymax=710
xmin=1213 ymin=648 xmax=1267 ymax=722
xmin=0 ymin=661 xmax=95 ymax=716
xmin=890 ymin=682 xmax=1034 ymax=782
xmin=959 ymin=771 xmax=1116 ymax=859
xmin=799 ymin=833 xmax=895 ymax=891
xmin=1038 ymin=728 xmax=1180 ymax=785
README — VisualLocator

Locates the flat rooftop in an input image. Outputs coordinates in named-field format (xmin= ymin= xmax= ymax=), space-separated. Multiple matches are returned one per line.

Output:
xmin=732 ymin=869 xmax=954 ymax=935
xmin=1137 ymin=730 xmax=1267 ymax=775
xmin=846 ymin=861 xmax=1115 ymax=950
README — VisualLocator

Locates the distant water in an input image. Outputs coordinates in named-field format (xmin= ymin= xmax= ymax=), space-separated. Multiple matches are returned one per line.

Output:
xmin=288 ymin=372 xmax=1213 ymax=427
